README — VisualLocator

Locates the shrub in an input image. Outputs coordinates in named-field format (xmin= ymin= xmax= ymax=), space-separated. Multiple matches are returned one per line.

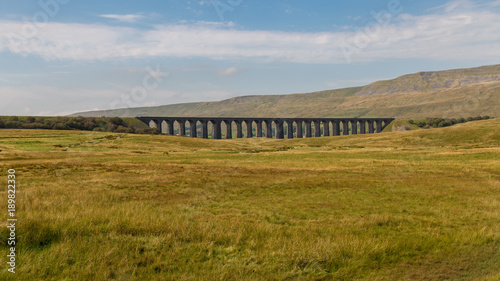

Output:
xmin=32 ymin=123 xmax=49 ymax=129
xmin=83 ymin=121 xmax=97 ymax=131
xmin=26 ymin=116 xmax=36 ymax=123
xmin=8 ymin=116 xmax=18 ymax=122
xmin=5 ymin=121 xmax=21 ymax=128
xmin=115 ymin=126 xmax=134 ymax=133
xmin=107 ymin=124 xmax=118 ymax=132
xmin=136 ymin=128 xmax=161 ymax=135
xmin=54 ymin=123 xmax=69 ymax=130
xmin=0 ymin=120 xmax=4 ymax=128
xmin=109 ymin=117 xmax=124 ymax=126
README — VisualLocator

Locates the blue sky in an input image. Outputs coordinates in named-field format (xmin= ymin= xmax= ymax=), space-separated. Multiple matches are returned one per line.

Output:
xmin=1 ymin=0 xmax=500 ymax=116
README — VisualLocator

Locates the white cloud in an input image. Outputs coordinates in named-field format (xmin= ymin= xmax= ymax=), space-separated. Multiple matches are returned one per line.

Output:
xmin=99 ymin=14 xmax=144 ymax=23
xmin=217 ymin=67 xmax=242 ymax=76
xmin=1 ymin=1 xmax=500 ymax=64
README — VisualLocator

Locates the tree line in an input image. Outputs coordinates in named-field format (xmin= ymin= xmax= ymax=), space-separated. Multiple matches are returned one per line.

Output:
xmin=0 ymin=116 xmax=160 ymax=134
xmin=409 ymin=116 xmax=491 ymax=129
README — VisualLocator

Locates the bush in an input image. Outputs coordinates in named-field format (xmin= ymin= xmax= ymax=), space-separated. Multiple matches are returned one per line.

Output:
xmin=414 ymin=115 xmax=494 ymax=130
xmin=107 ymin=124 xmax=118 ymax=132
xmin=54 ymin=123 xmax=69 ymax=130
xmin=135 ymin=128 xmax=160 ymax=135
xmin=33 ymin=123 xmax=49 ymax=129
xmin=83 ymin=121 xmax=97 ymax=131
xmin=26 ymin=116 xmax=36 ymax=123
xmin=115 ymin=126 xmax=134 ymax=133
xmin=5 ymin=121 xmax=21 ymax=128
xmin=109 ymin=117 xmax=124 ymax=126
xmin=0 ymin=120 xmax=4 ymax=128
xmin=8 ymin=116 xmax=18 ymax=122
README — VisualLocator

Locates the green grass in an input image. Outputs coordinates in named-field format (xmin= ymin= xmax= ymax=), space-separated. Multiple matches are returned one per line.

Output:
xmin=0 ymin=119 xmax=499 ymax=280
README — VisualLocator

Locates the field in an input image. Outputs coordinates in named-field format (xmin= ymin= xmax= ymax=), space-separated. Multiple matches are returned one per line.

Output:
xmin=0 ymin=119 xmax=499 ymax=280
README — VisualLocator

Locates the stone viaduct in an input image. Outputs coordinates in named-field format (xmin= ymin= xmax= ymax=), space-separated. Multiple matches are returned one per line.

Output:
xmin=137 ymin=117 xmax=394 ymax=139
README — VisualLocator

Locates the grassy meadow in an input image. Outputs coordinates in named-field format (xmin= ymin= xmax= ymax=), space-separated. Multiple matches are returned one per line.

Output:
xmin=0 ymin=119 xmax=499 ymax=280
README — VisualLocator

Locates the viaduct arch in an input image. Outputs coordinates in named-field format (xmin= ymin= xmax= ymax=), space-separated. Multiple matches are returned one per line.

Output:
xmin=137 ymin=117 xmax=394 ymax=139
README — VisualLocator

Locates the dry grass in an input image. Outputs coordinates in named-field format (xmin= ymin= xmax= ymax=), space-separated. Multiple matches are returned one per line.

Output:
xmin=0 ymin=119 xmax=499 ymax=280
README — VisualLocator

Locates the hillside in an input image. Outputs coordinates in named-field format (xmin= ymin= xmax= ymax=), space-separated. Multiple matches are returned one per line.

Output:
xmin=71 ymin=64 xmax=500 ymax=119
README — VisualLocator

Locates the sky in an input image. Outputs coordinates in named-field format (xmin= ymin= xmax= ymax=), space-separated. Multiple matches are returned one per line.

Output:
xmin=1 ymin=0 xmax=500 ymax=116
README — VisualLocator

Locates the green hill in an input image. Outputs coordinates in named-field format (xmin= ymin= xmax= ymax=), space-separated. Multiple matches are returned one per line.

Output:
xmin=71 ymin=64 xmax=500 ymax=119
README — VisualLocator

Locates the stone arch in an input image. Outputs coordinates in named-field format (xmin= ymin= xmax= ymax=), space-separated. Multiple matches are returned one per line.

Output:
xmin=322 ymin=120 xmax=331 ymax=137
xmin=263 ymin=120 xmax=273 ymax=138
xmin=188 ymin=119 xmax=197 ymax=137
xmin=197 ymin=120 xmax=208 ymax=138
xmin=304 ymin=120 xmax=312 ymax=138
xmin=175 ymin=120 xmax=187 ymax=136
xmin=312 ymin=120 xmax=321 ymax=137
xmin=149 ymin=119 xmax=159 ymax=129
xmin=273 ymin=119 xmax=284 ymax=139
xmin=160 ymin=120 xmax=167 ymax=134
xmin=367 ymin=120 xmax=375 ymax=134
xmin=295 ymin=120 xmax=303 ymax=138
xmin=284 ymin=120 xmax=293 ymax=139
xmin=209 ymin=120 xmax=222 ymax=139
xmin=358 ymin=120 xmax=366 ymax=134
xmin=350 ymin=120 xmax=358 ymax=135
xmin=341 ymin=120 xmax=349 ymax=135
xmin=243 ymin=120 xmax=253 ymax=138
xmin=332 ymin=120 xmax=340 ymax=136
xmin=233 ymin=120 xmax=243 ymax=138
xmin=222 ymin=120 xmax=232 ymax=139
xmin=254 ymin=120 xmax=263 ymax=137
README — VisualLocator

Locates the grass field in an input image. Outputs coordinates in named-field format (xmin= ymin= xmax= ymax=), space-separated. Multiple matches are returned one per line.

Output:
xmin=0 ymin=119 xmax=499 ymax=280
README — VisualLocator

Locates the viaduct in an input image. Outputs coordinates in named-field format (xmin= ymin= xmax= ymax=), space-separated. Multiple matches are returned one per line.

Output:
xmin=137 ymin=117 xmax=395 ymax=139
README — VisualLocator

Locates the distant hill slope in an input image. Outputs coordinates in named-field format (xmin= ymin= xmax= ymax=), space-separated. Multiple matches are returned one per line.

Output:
xmin=71 ymin=64 xmax=500 ymax=119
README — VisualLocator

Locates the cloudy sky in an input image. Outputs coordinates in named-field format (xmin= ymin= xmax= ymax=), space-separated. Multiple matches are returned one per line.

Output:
xmin=1 ymin=0 xmax=500 ymax=116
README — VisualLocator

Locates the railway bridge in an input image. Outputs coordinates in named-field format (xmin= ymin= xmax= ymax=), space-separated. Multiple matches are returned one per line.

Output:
xmin=136 ymin=117 xmax=394 ymax=139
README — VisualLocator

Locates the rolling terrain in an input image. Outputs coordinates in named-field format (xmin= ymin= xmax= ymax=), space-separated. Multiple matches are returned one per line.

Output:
xmin=0 ymin=119 xmax=499 ymax=280
xmin=71 ymin=64 xmax=500 ymax=119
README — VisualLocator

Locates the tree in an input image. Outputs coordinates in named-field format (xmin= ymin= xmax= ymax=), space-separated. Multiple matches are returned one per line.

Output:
xmin=109 ymin=117 xmax=124 ymax=126
xmin=107 ymin=123 xmax=118 ymax=132
xmin=5 ymin=121 xmax=21 ymax=128
xmin=54 ymin=123 xmax=69 ymax=130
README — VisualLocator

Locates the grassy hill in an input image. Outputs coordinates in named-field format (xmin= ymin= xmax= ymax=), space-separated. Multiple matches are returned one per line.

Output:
xmin=71 ymin=64 xmax=500 ymax=119
xmin=0 ymin=119 xmax=499 ymax=280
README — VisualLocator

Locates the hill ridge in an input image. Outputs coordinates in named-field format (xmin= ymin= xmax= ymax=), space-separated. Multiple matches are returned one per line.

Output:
xmin=70 ymin=64 xmax=500 ymax=119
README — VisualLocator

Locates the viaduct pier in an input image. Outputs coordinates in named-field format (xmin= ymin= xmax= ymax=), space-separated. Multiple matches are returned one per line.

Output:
xmin=137 ymin=117 xmax=395 ymax=139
